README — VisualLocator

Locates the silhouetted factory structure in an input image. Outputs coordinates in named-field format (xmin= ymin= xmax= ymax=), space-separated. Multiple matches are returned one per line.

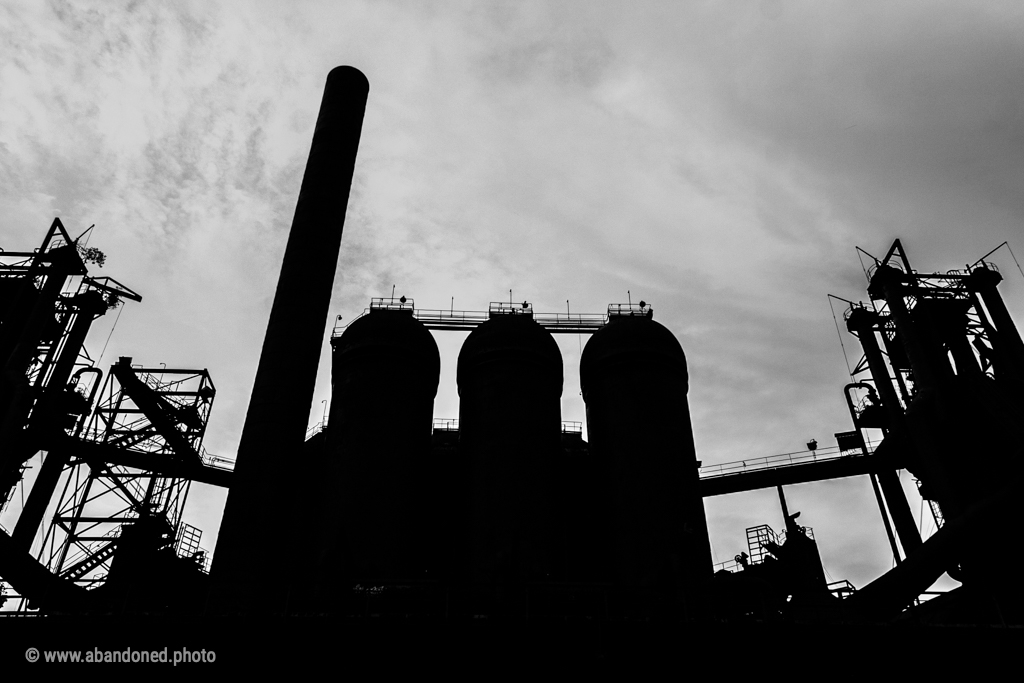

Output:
xmin=1 ymin=66 xmax=1022 ymax=640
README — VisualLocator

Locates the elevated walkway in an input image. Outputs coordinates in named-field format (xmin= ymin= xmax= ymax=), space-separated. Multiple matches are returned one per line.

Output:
xmin=334 ymin=299 xmax=654 ymax=336
xmin=699 ymin=443 xmax=885 ymax=496
xmin=424 ymin=417 xmax=890 ymax=497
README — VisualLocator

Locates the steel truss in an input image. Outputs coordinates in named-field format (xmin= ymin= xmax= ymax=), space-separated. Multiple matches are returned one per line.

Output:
xmin=37 ymin=364 xmax=216 ymax=588
xmin=0 ymin=218 xmax=139 ymax=513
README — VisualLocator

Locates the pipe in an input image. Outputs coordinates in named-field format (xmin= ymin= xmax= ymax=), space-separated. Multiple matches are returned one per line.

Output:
xmin=848 ymin=476 xmax=1018 ymax=621
xmin=0 ymin=529 xmax=92 ymax=612
xmin=845 ymin=309 xmax=923 ymax=556
xmin=969 ymin=266 xmax=1024 ymax=387
xmin=212 ymin=67 xmax=369 ymax=594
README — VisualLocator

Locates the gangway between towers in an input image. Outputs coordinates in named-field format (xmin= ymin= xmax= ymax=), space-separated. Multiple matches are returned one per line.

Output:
xmin=700 ymin=444 xmax=851 ymax=478
xmin=431 ymin=418 xmax=584 ymax=436
xmin=699 ymin=442 xmax=884 ymax=496
xmin=333 ymin=298 xmax=646 ymax=336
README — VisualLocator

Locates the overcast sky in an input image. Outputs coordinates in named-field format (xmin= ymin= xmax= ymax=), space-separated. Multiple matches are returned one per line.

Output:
xmin=3 ymin=0 xmax=1024 ymax=591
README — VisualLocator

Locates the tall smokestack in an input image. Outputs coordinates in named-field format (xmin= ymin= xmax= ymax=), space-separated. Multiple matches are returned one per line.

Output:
xmin=212 ymin=67 xmax=369 ymax=595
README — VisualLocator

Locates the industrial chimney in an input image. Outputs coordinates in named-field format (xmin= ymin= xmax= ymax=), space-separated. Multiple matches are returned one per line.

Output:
xmin=212 ymin=67 xmax=369 ymax=608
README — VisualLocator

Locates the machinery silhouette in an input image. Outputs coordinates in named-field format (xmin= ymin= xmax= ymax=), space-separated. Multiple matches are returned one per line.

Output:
xmin=1 ymin=66 xmax=1021 ymax=632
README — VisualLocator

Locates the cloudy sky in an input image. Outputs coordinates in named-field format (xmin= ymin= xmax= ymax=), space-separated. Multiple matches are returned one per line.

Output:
xmin=3 ymin=0 xmax=1024 ymax=591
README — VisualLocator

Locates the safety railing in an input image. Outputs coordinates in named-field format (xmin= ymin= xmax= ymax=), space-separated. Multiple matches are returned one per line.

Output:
xmin=430 ymin=418 xmax=583 ymax=436
xmin=370 ymin=296 xmax=414 ymax=312
xmin=489 ymin=301 xmax=533 ymax=317
xmin=534 ymin=312 xmax=608 ymax=332
xmin=698 ymin=444 xmax=866 ymax=480
xmin=828 ymin=579 xmax=857 ymax=599
xmin=970 ymin=260 xmax=1000 ymax=276
xmin=746 ymin=525 xmax=778 ymax=565
xmin=334 ymin=300 xmax=617 ymax=335
xmin=415 ymin=309 xmax=490 ymax=328
xmin=432 ymin=418 xmax=459 ymax=433
xmin=200 ymin=447 xmax=235 ymax=471
xmin=607 ymin=302 xmax=652 ymax=319
xmin=842 ymin=301 xmax=872 ymax=323
xmin=304 ymin=421 xmax=327 ymax=440
xmin=712 ymin=558 xmax=742 ymax=574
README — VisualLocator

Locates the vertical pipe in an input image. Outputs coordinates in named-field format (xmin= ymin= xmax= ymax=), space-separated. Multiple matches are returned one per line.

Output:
xmin=874 ymin=468 xmax=922 ymax=556
xmin=877 ymin=274 xmax=953 ymax=394
xmin=212 ymin=67 xmax=369 ymax=595
xmin=969 ymin=267 xmax=1024 ymax=386
xmin=777 ymin=484 xmax=791 ymax=531
xmin=0 ymin=247 xmax=81 ymax=504
xmin=845 ymin=308 xmax=923 ymax=556
xmin=868 ymin=472 xmax=902 ymax=565
xmin=845 ymin=308 xmax=904 ymax=426
xmin=2 ymin=246 xmax=77 ymax=383
xmin=29 ymin=291 xmax=106 ymax=430
xmin=12 ymin=293 xmax=105 ymax=551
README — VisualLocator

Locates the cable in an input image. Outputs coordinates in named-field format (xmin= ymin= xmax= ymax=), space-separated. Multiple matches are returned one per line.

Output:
xmin=828 ymin=295 xmax=854 ymax=378
xmin=969 ymin=241 xmax=1024 ymax=281
xmin=1006 ymin=242 xmax=1024 ymax=281
xmin=96 ymin=303 xmax=124 ymax=367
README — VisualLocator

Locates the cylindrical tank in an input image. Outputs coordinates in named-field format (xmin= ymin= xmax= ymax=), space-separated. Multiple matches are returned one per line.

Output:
xmin=456 ymin=314 xmax=563 ymax=612
xmin=327 ymin=308 xmax=440 ymax=584
xmin=580 ymin=314 xmax=712 ymax=619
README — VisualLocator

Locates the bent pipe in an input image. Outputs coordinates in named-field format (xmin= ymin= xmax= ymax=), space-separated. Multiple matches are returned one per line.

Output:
xmin=847 ymin=476 xmax=1018 ymax=621
xmin=0 ymin=530 xmax=93 ymax=612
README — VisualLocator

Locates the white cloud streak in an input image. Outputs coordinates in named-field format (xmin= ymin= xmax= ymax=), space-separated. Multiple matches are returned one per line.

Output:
xmin=3 ymin=0 xmax=1023 ymax=589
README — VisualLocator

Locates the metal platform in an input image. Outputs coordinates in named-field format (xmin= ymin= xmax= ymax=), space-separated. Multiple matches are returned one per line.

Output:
xmin=698 ymin=443 xmax=888 ymax=496
xmin=333 ymin=299 xmax=654 ymax=336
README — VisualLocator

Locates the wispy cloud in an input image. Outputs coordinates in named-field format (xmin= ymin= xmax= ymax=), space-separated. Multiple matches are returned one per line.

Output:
xmin=3 ymin=0 xmax=1022 ymax=588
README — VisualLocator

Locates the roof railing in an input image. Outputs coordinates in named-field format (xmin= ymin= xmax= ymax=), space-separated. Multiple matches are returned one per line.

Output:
xmin=842 ymin=301 xmax=872 ymax=322
xmin=489 ymin=301 xmax=533 ymax=318
xmin=432 ymin=418 xmax=459 ymax=433
xmin=969 ymin=260 xmax=1000 ymax=275
xmin=335 ymin=299 xmax=653 ymax=335
xmin=607 ymin=302 xmax=652 ymax=319
xmin=430 ymin=418 xmax=582 ymax=436
xmin=370 ymin=296 xmax=414 ymax=313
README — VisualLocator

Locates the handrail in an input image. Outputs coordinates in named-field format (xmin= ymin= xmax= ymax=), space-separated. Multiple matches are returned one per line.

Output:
xmin=828 ymin=579 xmax=857 ymax=597
xmin=698 ymin=444 xmax=872 ymax=480
xmin=432 ymin=418 xmax=459 ymax=433
xmin=970 ymin=260 xmax=1000 ymax=275
xmin=430 ymin=418 xmax=583 ymax=435
xmin=333 ymin=301 xmax=618 ymax=337
xmin=304 ymin=421 xmax=327 ymax=440
xmin=489 ymin=301 xmax=533 ymax=316
xmin=199 ymin=446 xmax=235 ymax=471
xmin=370 ymin=296 xmax=414 ymax=312
xmin=712 ymin=558 xmax=742 ymax=574
xmin=607 ymin=302 xmax=652 ymax=318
